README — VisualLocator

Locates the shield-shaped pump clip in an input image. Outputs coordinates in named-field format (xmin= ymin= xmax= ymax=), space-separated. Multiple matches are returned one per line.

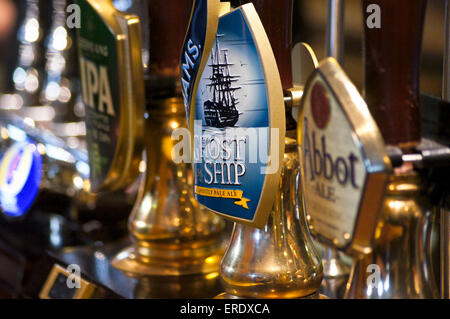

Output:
xmin=76 ymin=0 xmax=145 ymax=193
xmin=189 ymin=3 xmax=285 ymax=228
xmin=299 ymin=58 xmax=392 ymax=255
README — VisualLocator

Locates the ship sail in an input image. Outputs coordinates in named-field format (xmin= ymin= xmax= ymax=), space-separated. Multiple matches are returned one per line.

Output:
xmin=203 ymin=35 xmax=241 ymax=128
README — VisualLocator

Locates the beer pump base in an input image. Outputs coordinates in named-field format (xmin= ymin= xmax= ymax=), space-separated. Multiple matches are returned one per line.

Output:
xmin=111 ymin=97 xmax=228 ymax=277
xmin=344 ymin=169 xmax=439 ymax=299
xmin=214 ymin=291 xmax=328 ymax=299
xmin=320 ymin=248 xmax=350 ymax=299
xmin=31 ymin=240 xmax=224 ymax=299
xmin=111 ymin=241 xmax=225 ymax=277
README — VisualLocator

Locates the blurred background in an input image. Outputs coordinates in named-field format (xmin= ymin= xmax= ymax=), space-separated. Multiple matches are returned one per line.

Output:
xmin=0 ymin=0 xmax=445 ymax=299
xmin=0 ymin=0 xmax=447 ymax=100
xmin=0 ymin=0 xmax=19 ymax=94
xmin=293 ymin=0 xmax=447 ymax=98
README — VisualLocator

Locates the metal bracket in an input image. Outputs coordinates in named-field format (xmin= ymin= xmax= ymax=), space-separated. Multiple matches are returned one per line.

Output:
xmin=387 ymin=138 xmax=450 ymax=168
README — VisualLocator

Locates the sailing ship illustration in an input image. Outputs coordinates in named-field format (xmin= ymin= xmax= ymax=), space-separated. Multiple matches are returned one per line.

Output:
xmin=203 ymin=35 xmax=241 ymax=128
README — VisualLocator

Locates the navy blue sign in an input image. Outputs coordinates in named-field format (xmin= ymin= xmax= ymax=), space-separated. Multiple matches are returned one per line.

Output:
xmin=0 ymin=141 xmax=42 ymax=218
xmin=181 ymin=0 xmax=210 ymax=125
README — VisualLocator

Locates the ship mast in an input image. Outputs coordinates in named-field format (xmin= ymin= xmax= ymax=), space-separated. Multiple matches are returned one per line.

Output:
xmin=207 ymin=35 xmax=240 ymax=111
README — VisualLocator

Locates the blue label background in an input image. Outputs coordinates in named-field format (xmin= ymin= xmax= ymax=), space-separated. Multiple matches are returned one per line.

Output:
xmin=194 ymin=9 xmax=270 ymax=221
xmin=181 ymin=0 xmax=208 ymax=121
xmin=0 ymin=141 xmax=42 ymax=218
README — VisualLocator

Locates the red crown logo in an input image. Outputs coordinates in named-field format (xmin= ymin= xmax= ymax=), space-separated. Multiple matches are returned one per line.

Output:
xmin=311 ymin=83 xmax=331 ymax=129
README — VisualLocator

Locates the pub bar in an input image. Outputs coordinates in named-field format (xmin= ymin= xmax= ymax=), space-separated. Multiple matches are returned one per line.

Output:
xmin=0 ymin=0 xmax=448 ymax=302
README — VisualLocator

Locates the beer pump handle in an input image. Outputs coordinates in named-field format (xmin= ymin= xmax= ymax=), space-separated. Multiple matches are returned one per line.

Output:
xmin=326 ymin=0 xmax=345 ymax=64
xmin=442 ymin=0 xmax=450 ymax=301
xmin=148 ymin=0 xmax=193 ymax=77
xmin=444 ymin=0 xmax=450 ymax=102
xmin=240 ymin=0 xmax=293 ymax=91
xmin=240 ymin=0 xmax=294 ymax=129
xmin=363 ymin=0 xmax=427 ymax=149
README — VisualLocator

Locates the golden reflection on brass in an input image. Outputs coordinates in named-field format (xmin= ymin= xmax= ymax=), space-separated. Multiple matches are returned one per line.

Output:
xmin=218 ymin=136 xmax=323 ymax=298
xmin=320 ymin=248 xmax=350 ymax=299
xmin=345 ymin=171 xmax=439 ymax=298
xmin=112 ymin=97 xmax=226 ymax=276
xmin=133 ymin=273 xmax=222 ymax=299
xmin=215 ymin=291 xmax=324 ymax=299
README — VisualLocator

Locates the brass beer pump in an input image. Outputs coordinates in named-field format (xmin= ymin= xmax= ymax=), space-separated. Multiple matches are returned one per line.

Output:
xmin=345 ymin=0 xmax=439 ymax=298
xmin=217 ymin=0 xmax=323 ymax=299
xmin=441 ymin=0 xmax=450 ymax=299
xmin=111 ymin=0 xmax=226 ymax=282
